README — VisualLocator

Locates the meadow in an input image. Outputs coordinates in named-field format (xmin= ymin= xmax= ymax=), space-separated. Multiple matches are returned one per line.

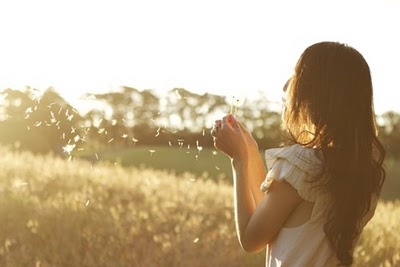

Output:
xmin=78 ymin=145 xmax=400 ymax=201
xmin=0 ymin=146 xmax=399 ymax=266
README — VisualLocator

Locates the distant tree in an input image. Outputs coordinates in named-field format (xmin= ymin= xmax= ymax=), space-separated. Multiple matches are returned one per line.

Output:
xmin=0 ymin=88 xmax=35 ymax=120
xmin=133 ymin=89 xmax=160 ymax=126
xmin=7 ymin=86 xmax=398 ymax=158
xmin=379 ymin=111 xmax=400 ymax=158
xmin=89 ymin=87 xmax=164 ymax=147
xmin=0 ymin=87 xmax=83 ymax=154
xmin=162 ymin=89 xmax=228 ymax=132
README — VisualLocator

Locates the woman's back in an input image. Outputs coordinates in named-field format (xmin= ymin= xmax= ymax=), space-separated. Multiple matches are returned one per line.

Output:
xmin=261 ymin=145 xmax=378 ymax=267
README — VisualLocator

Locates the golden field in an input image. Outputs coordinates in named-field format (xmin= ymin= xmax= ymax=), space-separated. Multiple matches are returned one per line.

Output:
xmin=0 ymin=147 xmax=399 ymax=267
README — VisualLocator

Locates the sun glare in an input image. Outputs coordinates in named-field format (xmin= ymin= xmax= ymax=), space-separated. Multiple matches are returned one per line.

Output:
xmin=0 ymin=0 xmax=399 ymax=114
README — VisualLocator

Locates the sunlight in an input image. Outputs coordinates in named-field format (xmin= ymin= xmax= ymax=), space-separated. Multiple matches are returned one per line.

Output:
xmin=0 ymin=0 xmax=399 ymax=114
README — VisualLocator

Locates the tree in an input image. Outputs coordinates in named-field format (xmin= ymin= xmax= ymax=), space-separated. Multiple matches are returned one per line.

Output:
xmin=0 ymin=87 xmax=83 ymax=154
xmin=379 ymin=111 xmax=400 ymax=158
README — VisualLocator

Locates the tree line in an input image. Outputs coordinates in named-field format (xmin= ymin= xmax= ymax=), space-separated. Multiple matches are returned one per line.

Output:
xmin=0 ymin=86 xmax=399 ymax=158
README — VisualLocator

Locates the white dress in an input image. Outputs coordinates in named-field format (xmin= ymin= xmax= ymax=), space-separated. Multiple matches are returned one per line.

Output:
xmin=260 ymin=144 xmax=377 ymax=267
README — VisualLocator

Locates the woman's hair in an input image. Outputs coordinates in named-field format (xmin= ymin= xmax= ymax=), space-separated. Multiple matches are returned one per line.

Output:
xmin=282 ymin=41 xmax=386 ymax=266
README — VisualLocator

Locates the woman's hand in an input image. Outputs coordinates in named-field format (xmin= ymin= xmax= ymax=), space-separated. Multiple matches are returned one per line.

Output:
xmin=236 ymin=118 xmax=259 ymax=154
xmin=211 ymin=115 xmax=257 ymax=160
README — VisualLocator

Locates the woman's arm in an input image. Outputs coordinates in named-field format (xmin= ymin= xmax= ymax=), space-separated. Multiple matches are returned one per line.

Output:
xmin=213 ymin=115 xmax=303 ymax=253
xmin=235 ymin=121 xmax=267 ymax=206
xmin=231 ymin=156 xmax=302 ymax=252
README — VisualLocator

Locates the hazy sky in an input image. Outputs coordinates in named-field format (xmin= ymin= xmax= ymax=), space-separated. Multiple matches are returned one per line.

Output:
xmin=0 ymin=0 xmax=399 ymax=114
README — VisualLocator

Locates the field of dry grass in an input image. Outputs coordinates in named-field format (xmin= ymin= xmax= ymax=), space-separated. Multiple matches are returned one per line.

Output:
xmin=0 ymin=147 xmax=399 ymax=266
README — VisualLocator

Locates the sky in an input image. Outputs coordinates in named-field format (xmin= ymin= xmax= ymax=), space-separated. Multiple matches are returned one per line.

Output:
xmin=0 ymin=0 xmax=399 ymax=115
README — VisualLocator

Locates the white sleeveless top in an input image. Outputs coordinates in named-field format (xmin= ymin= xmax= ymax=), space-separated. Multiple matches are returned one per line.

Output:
xmin=260 ymin=144 xmax=377 ymax=267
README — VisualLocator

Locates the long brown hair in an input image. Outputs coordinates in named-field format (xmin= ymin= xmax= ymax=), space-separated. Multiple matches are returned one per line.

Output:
xmin=283 ymin=42 xmax=385 ymax=266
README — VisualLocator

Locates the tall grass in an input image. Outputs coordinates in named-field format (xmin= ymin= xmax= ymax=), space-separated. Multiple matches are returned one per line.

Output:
xmin=77 ymin=145 xmax=400 ymax=200
xmin=75 ymin=145 xmax=232 ymax=181
xmin=0 ymin=147 xmax=399 ymax=266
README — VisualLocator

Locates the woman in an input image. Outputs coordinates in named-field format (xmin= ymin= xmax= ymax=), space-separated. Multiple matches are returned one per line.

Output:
xmin=211 ymin=42 xmax=385 ymax=266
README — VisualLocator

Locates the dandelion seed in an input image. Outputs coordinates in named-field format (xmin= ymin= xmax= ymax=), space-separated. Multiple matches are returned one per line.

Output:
xmin=195 ymin=155 xmax=199 ymax=160
xmin=215 ymin=166 xmax=221 ymax=170
xmin=27 ymin=126 xmax=31 ymax=130
xmin=187 ymin=144 xmax=191 ymax=149
xmin=98 ymin=128 xmax=105 ymax=134
xmin=34 ymin=121 xmax=42 ymax=127
xmin=175 ymin=89 xmax=182 ymax=99
xmin=71 ymin=127 xmax=76 ymax=134
xmin=177 ymin=139 xmax=184 ymax=148
xmin=227 ymin=95 xmax=246 ymax=115
xmin=61 ymin=133 xmax=66 ymax=139
xmin=85 ymin=200 xmax=90 ymax=206
xmin=121 ymin=134 xmax=128 ymax=139
xmin=149 ymin=149 xmax=156 ymax=156
xmin=78 ymin=148 xmax=84 ymax=151
xmin=108 ymin=138 xmax=114 ymax=143
xmin=111 ymin=119 xmax=117 ymax=126
xmin=68 ymin=155 xmax=74 ymax=162
xmin=95 ymin=153 xmax=99 ymax=160
xmin=212 ymin=151 xmax=218 ymax=156
xmin=25 ymin=107 xmax=33 ymax=114
xmin=193 ymin=238 xmax=200 ymax=243
xmin=155 ymin=127 xmax=161 ymax=137
xmin=189 ymin=178 xmax=196 ymax=182
xmin=132 ymin=138 xmax=139 ymax=143
xmin=65 ymin=110 xmax=74 ymax=121
xmin=202 ymin=129 xmax=205 ymax=136
xmin=62 ymin=144 xmax=76 ymax=154
xmin=74 ymin=135 xmax=80 ymax=142
xmin=168 ymin=141 xmax=172 ymax=146
xmin=50 ymin=111 xmax=57 ymax=123
xmin=196 ymin=140 xmax=203 ymax=152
